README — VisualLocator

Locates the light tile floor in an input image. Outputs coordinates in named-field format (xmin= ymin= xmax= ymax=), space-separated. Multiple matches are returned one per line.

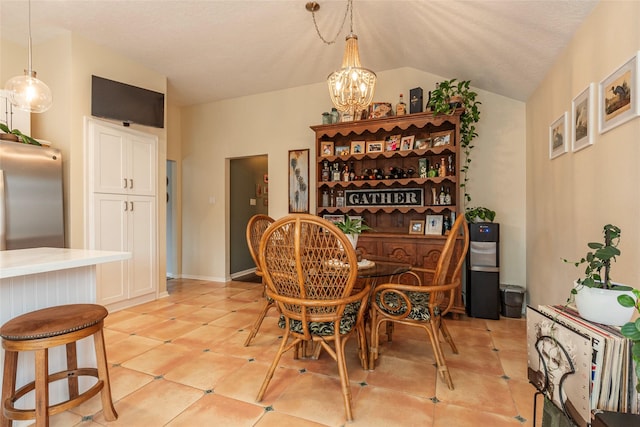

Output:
xmin=47 ymin=278 xmax=539 ymax=426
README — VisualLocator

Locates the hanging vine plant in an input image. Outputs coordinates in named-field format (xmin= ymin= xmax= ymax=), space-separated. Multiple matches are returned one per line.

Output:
xmin=427 ymin=79 xmax=481 ymax=210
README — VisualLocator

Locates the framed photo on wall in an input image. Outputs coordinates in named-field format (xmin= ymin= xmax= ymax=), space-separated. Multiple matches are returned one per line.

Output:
xmin=350 ymin=140 xmax=365 ymax=155
xmin=366 ymin=141 xmax=383 ymax=153
xmin=430 ymin=130 xmax=454 ymax=147
xmin=288 ymin=149 xmax=309 ymax=213
xmin=572 ymin=83 xmax=594 ymax=152
xmin=549 ymin=112 xmax=568 ymax=159
xmin=320 ymin=141 xmax=334 ymax=157
xmin=599 ymin=52 xmax=639 ymax=134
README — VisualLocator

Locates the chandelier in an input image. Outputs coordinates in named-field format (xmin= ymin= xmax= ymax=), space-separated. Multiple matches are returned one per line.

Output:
xmin=307 ymin=0 xmax=376 ymax=115
xmin=4 ymin=0 xmax=52 ymax=113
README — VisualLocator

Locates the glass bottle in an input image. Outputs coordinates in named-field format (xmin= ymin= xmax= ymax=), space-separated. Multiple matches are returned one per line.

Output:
xmin=332 ymin=163 xmax=341 ymax=181
xmin=349 ymin=161 xmax=356 ymax=181
xmin=322 ymin=190 xmax=329 ymax=207
xmin=331 ymin=107 xmax=340 ymax=124
xmin=447 ymin=155 xmax=454 ymax=176
xmin=439 ymin=157 xmax=446 ymax=177
xmin=321 ymin=160 xmax=330 ymax=182
xmin=342 ymin=163 xmax=350 ymax=182
xmin=336 ymin=190 xmax=345 ymax=207
xmin=396 ymin=94 xmax=407 ymax=116
xmin=329 ymin=189 xmax=335 ymax=207
xmin=439 ymin=186 xmax=446 ymax=205
xmin=444 ymin=187 xmax=452 ymax=205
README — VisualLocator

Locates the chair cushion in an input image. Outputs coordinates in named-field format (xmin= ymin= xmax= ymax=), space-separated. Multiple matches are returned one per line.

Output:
xmin=375 ymin=291 xmax=439 ymax=321
xmin=278 ymin=302 xmax=361 ymax=336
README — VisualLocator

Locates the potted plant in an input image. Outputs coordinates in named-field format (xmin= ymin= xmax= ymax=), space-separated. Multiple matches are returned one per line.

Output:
xmin=564 ymin=224 xmax=635 ymax=326
xmin=334 ymin=216 xmax=371 ymax=249
xmin=0 ymin=123 xmax=41 ymax=145
xmin=428 ymin=79 xmax=481 ymax=209
xmin=617 ymin=291 xmax=640 ymax=392
xmin=465 ymin=206 xmax=495 ymax=223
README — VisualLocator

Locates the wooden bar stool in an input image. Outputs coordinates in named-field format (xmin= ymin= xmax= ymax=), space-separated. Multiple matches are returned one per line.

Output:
xmin=1 ymin=304 xmax=118 ymax=427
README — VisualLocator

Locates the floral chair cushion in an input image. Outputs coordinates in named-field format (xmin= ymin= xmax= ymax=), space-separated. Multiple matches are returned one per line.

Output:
xmin=375 ymin=291 xmax=439 ymax=321
xmin=278 ymin=301 xmax=361 ymax=336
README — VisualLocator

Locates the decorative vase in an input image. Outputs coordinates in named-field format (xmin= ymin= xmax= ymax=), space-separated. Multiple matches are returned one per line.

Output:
xmin=573 ymin=280 xmax=635 ymax=326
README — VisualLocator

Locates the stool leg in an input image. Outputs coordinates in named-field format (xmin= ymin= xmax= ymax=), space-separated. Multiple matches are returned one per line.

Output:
xmin=93 ymin=329 xmax=117 ymax=421
xmin=65 ymin=342 xmax=79 ymax=399
xmin=1 ymin=349 xmax=18 ymax=427
xmin=34 ymin=349 xmax=49 ymax=427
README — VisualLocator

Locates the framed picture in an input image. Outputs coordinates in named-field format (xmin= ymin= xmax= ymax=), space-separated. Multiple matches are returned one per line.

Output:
xmin=366 ymin=141 xmax=383 ymax=153
xmin=320 ymin=141 xmax=334 ymax=157
xmin=350 ymin=140 xmax=365 ymax=155
xmin=385 ymin=134 xmax=401 ymax=151
xmin=599 ymin=52 xmax=639 ymax=134
xmin=425 ymin=215 xmax=443 ymax=235
xmin=430 ymin=130 xmax=454 ymax=147
xmin=322 ymin=214 xmax=344 ymax=224
xmin=409 ymin=220 xmax=425 ymax=235
xmin=413 ymin=138 xmax=430 ymax=150
xmin=288 ymin=149 xmax=309 ymax=213
xmin=335 ymin=146 xmax=350 ymax=157
xmin=549 ymin=112 xmax=568 ymax=159
xmin=369 ymin=102 xmax=392 ymax=119
xmin=400 ymin=135 xmax=415 ymax=151
xmin=572 ymin=83 xmax=594 ymax=152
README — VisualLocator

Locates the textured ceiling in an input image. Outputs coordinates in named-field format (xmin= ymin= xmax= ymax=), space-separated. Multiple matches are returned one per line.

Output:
xmin=0 ymin=0 xmax=599 ymax=107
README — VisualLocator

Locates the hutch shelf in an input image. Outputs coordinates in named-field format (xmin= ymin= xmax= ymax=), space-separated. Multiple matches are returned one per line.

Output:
xmin=311 ymin=110 xmax=466 ymax=315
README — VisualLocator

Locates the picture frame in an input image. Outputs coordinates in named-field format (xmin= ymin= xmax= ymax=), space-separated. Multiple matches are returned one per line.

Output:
xmin=400 ymin=135 xmax=415 ymax=151
xmin=430 ymin=130 xmax=454 ymax=147
xmin=369 ymin=102 xmax=392 ymax=119
xmin=366 ymin=141 xmax=383 ymax=153
xmin=322 ymin=214 xmax=345 ymax=225
xmin=350 ymin=140 xmax=365 ymax=155
xmin=409 ymin=220 xmax=425 ymax=235
xmin=549 ymin=112 xmax=568 ymax=159
xmin=413 ymin=138 xmax=430 ymax=150
xmin=385 ymin=134 xmax=401 ymax=152
xmin=320 ymin=141 xmax=334 ymax=157
xmin=572 ymin=83 xmax=594 ymax=152
xmin=288 ymin=149 xmax=309 ymax=213
xmin=425 ymin=215 xmax=443 ymax=235
xmin=335 ymin=146 xmax=350 ymax=157
xmin=599 ymin=51 xmax=639 ymax=134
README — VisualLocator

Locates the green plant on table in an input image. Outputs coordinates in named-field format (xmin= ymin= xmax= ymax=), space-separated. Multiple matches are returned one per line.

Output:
xmin=334 ymin=216 xmax=371 ymax=235
xmin=618 ymin=291 xmax=640 ymax=392
xmin=0 ymin=123 xmax=41 ymax=145
xmin=464 ymin=207 xmax=495 ymax=223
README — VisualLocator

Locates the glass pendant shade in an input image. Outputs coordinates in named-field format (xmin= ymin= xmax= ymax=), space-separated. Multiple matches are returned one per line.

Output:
xmin=327 ymin=33 xmax=376 ymax=114
xmin=5 ymin=71 xmax=52 ymax=113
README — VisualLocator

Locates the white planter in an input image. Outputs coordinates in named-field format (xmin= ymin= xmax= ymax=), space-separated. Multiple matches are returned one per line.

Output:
xmin=573 ymin=280 xmax=636 ymax=326
xmin=345 ymin=233 xmax=358 ymax=250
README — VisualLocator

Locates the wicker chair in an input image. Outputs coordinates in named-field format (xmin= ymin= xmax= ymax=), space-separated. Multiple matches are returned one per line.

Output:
xmin=368 ymin=214 xmax=470 ymax=390
xmin=256 ymin=214 xmax=369 ymax=421
xmin=243 ymin=214 xmax=276 ymax=347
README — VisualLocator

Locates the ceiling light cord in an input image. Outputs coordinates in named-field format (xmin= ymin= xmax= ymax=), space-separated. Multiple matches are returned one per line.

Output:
xmin=308 ymin=0 xmax=352 ymax=45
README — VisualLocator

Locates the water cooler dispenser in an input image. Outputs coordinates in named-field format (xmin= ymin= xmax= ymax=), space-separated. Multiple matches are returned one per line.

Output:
xmin=466 ymin=222 xmax=500 ymax=319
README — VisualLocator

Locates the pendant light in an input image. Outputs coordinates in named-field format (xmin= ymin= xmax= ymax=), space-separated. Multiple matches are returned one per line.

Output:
xmin=307 ymin=0 xmax=376 ymax=115
xmin=4 ymin=0 xmax=53 ymax=113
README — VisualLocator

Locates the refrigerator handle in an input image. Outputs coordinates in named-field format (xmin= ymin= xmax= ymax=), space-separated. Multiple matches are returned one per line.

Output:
xmin=0 ymin=169 xmax=5 ymax=250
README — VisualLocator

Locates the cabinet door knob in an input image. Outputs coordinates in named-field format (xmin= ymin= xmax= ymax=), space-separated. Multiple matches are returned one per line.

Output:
xmin=130 ymin=201 xmax=134 ymax=211
xmin=123 ymin=178 xmax=128 ymax=189
xmin=129 ymin=179 xmax=133 ymax=189
xmin=124 ymin=201 xmax=128 ymax=211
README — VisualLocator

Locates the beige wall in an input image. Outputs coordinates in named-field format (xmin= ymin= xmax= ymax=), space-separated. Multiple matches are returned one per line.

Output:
xmin=526 ymin=1 xmax=640 ymax=307
xmin=1 ymin=32 xmax=170 ymax=296
xmin=181 ymin=67 xmax=526 ymax=283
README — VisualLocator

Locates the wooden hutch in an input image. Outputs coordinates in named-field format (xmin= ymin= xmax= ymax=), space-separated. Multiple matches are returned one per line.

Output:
xmin=311 ymin=110 xmax=466 ymax=315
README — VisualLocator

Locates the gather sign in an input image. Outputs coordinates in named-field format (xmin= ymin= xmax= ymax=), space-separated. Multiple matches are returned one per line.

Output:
xmin=345 ymin=188 xmax=424 ymax=207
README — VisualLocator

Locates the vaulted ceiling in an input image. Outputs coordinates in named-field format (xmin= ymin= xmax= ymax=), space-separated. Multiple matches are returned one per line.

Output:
xmin=0 ymin=0 xmax=599 ymax=107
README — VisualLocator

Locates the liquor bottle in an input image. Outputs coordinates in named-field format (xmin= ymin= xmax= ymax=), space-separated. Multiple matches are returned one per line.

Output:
xmin=396 ymin=94 xmax=407 ymax=116
xmin=321 ymin=161 xmax=330 ymax=182
xmin=336 ymin=190 xmax=345 ymax=207
xmin=447 ymin=155 xmax=454 ymax=176
xmin=439 ymin=186 xmax=446 ymax=205
xmin=444 ymin=187 xmax=452 ymax=205
xmin=443 ymin=215 xmax=451 ymax=235
xmin=349 ymin=161 xmax=356 ymax=181
xmin=342 ymin=163 xmax=350 ymax=182
xmin=329 ymin=189 xmax=335 ymax=207
xmin=428 ymin=165 xmax=437 ymax=178
xmin=322 ymin=190 xmax=329 ymax=207
xmin=439 ymin=157 xmax=446 ymax=177
xmin=332 ymin=163 xmax=341 ymax=181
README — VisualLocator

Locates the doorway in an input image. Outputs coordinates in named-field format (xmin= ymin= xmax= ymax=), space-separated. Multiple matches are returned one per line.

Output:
xmin=229 ymin=155 xmax=268 ymax=277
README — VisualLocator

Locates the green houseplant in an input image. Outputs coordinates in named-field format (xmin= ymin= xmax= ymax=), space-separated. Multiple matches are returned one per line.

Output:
xmin=428 ymin=79 xmax=481 ymax=210
xmin=618 ymin=291 xmax=640 ymax=392
xmin=464 ymin=207 xmax=495 ymax=223
xmin=564 ymin=224 xmax=634 ymax=326
xmin=0 ymin=123 xmax=41 ymax=145
xmin=334 ymin=216 xmax=371 ymax=249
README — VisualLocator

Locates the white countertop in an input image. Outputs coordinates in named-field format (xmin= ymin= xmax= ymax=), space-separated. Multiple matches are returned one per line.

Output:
xmin=0 ymin=247 xmax=131 ymax=279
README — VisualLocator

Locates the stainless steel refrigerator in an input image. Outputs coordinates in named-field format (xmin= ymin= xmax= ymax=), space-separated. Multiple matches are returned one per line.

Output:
xmin=0 ymin=140 xmax=64 ymax=250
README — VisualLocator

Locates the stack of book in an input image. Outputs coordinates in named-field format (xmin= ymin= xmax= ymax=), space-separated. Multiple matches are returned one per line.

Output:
xmin=527 ymin=305 xmax=636 ymax=427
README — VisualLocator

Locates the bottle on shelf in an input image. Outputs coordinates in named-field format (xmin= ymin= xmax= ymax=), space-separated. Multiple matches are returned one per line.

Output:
xmin=321 ymin=160 xmax=330 ymax=182
xmin=342 ymin=163 xmax=350 ymax=182
xmin=396 ymin=94 xmax=407 ymax=116
xmin=447 ymin=155 xmax=454 ymax=176
xmin=349 ymin=161 xmax=356 ymax=181
xmin=322 ymin=190 xmax=329 ymax=207
xmin=439 ymin=186 xmax=446 ymax=205
xmin=336 ymin=190 xmax=345 ymax=207
xmin=439 ymin=157 xmax=446 ymax=177
xmin=431 ymin=188 xmax=438 ymax=205
xmin=332 ymin=163 xmax=341 ymax=181
xmin=330 ymin=107 xmax=340 ymax=124
xmin=329 ymin=189 xmax=335 ymax=207
xmin=444 ymin=187 xmax=452 ymax=205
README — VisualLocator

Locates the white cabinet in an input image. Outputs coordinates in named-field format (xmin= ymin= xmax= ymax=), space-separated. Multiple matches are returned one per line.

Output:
xmin=86 ymin=118 xmax=158 ymax=310
xmin=90 ymin=121 xmax=156 ymax=196
xmin=93 ymin=194 xmax=157 ymax=305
